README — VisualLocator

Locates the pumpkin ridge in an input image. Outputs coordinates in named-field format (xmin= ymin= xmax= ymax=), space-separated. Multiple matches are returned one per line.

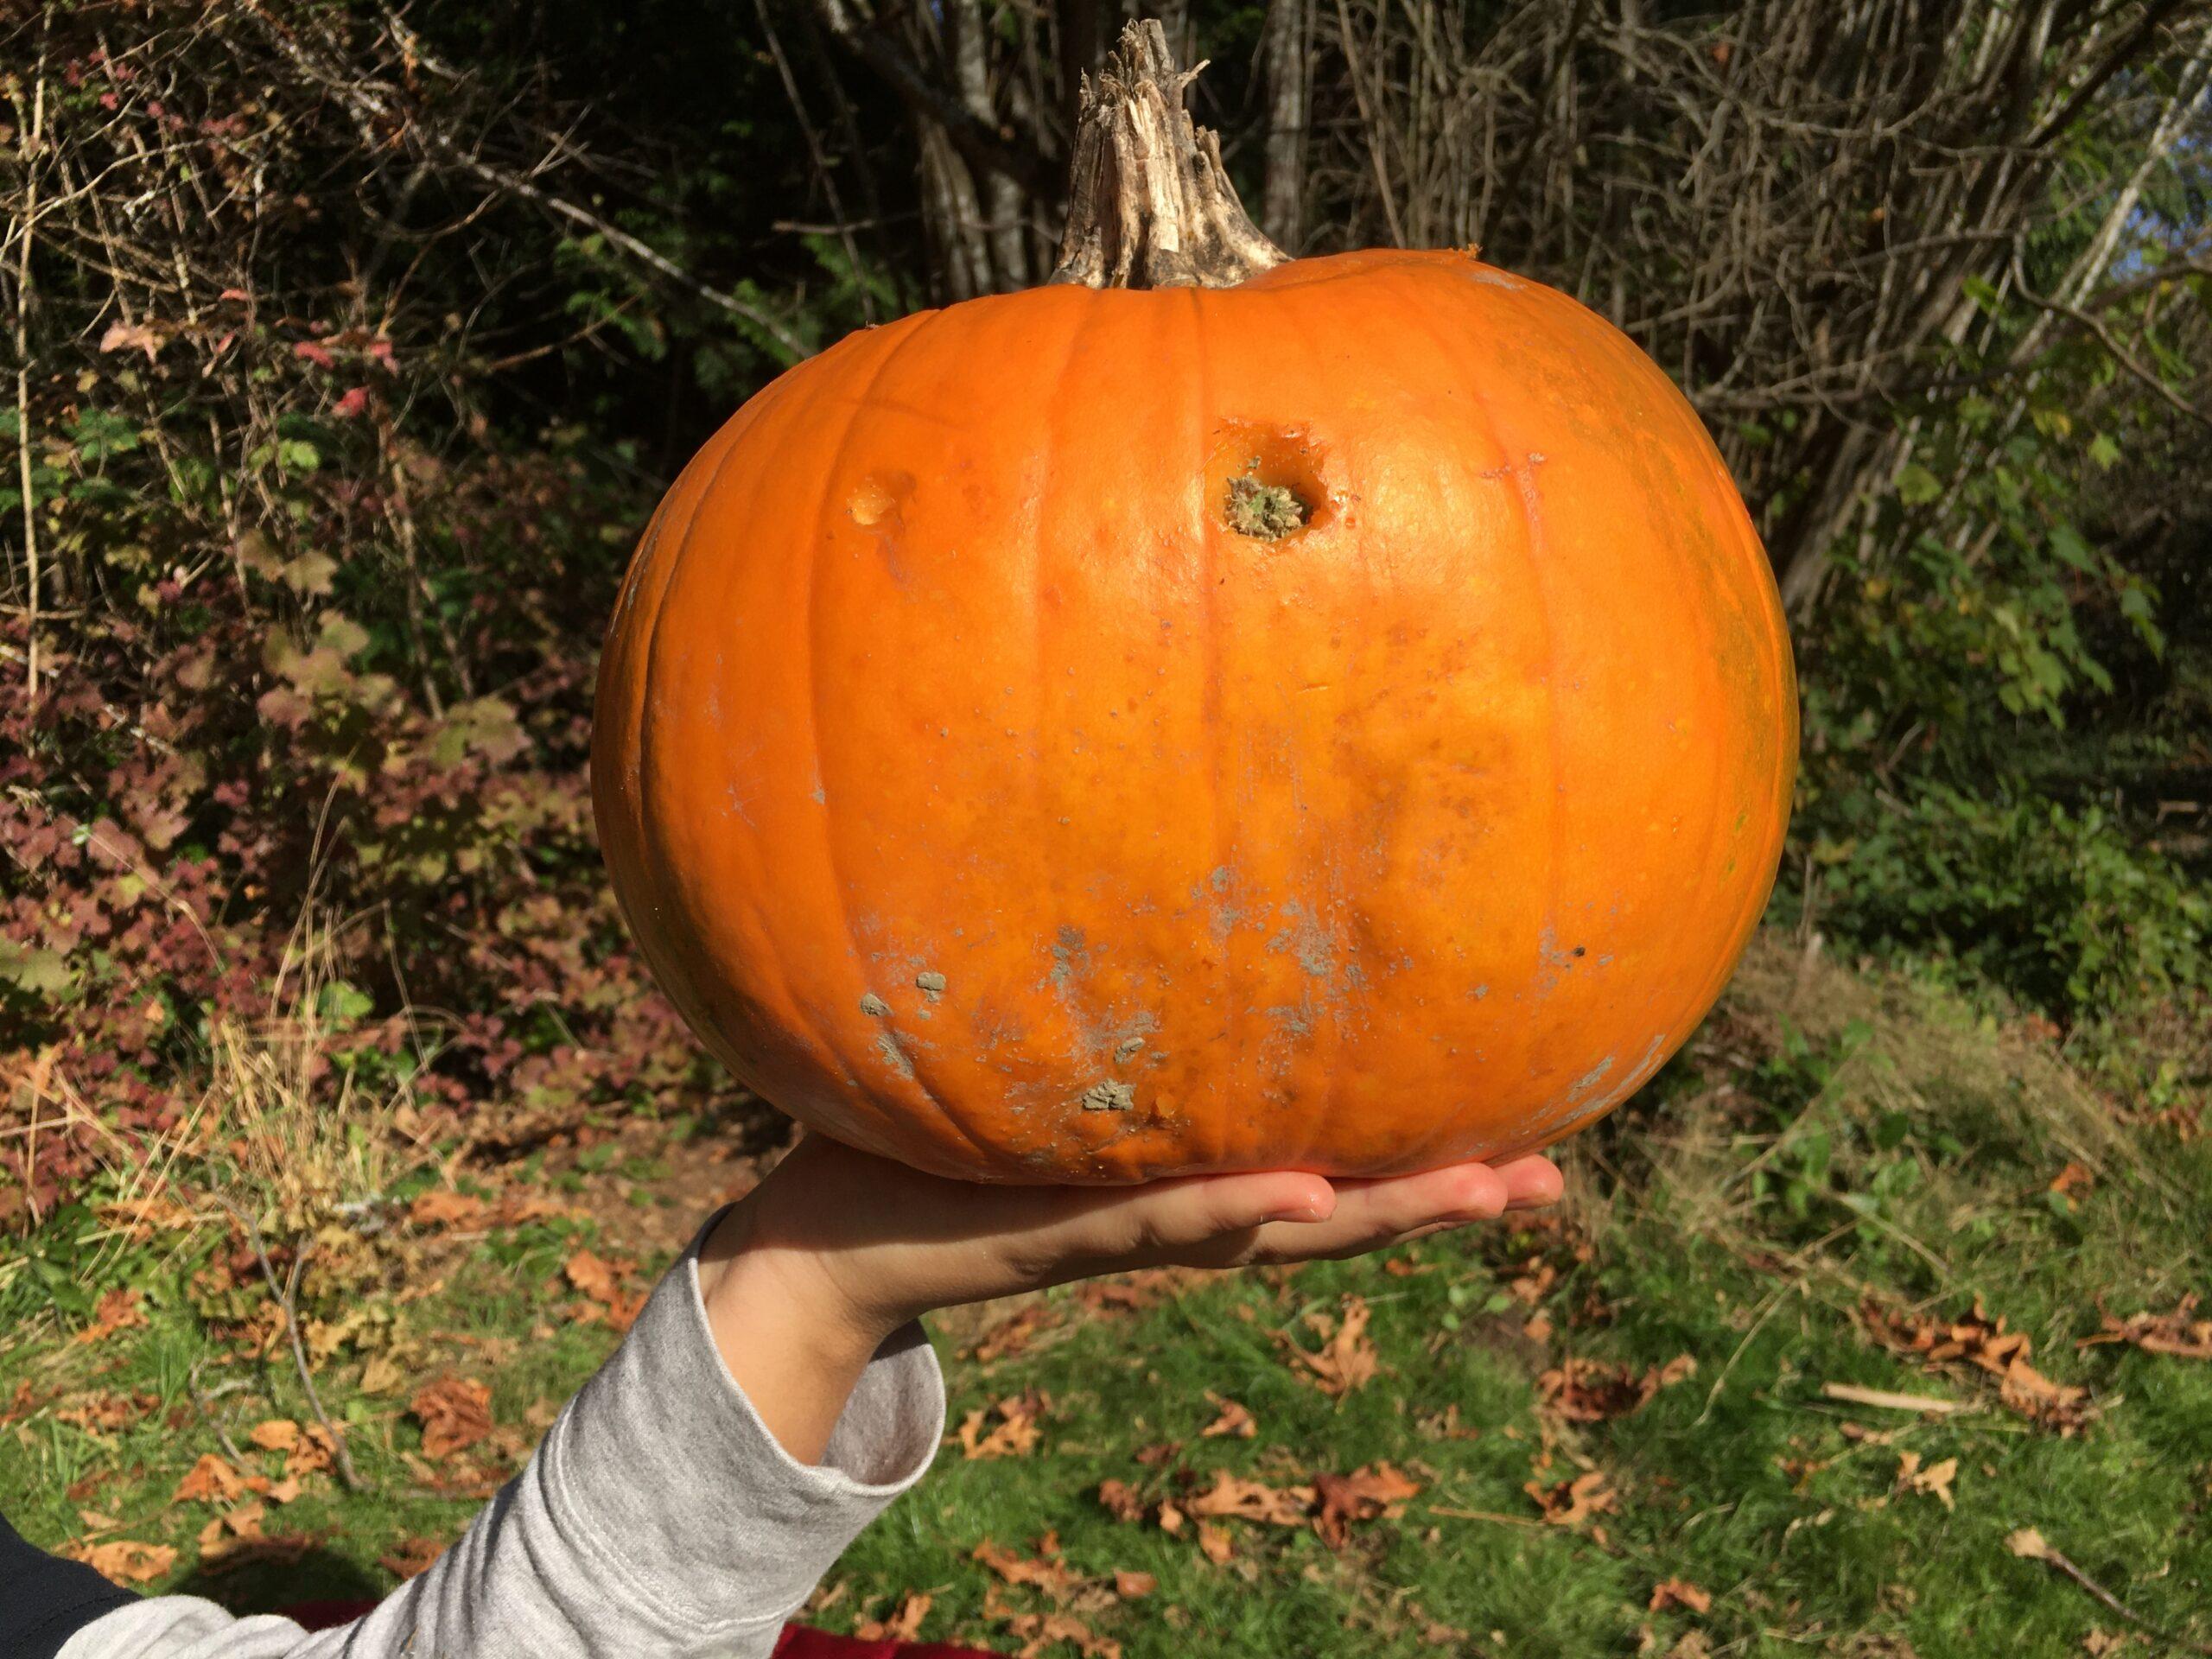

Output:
xmin=801 ymin=308 xmax=999 ymax=1169
xmin=1391 ymin=264 xmax=1567 ymax=1164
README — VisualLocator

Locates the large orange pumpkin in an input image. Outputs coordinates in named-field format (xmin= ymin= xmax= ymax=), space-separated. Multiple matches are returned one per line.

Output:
xmin=593 ymin=24 xmax=1796 ymax=1183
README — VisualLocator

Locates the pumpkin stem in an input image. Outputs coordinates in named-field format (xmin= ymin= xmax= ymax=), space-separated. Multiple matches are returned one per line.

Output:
xmin=1050 ymin=20 xmax=1288 ymax=290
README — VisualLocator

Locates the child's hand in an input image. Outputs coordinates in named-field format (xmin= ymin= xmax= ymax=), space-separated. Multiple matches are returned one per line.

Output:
xmin=696 ymin=1134 xmax=1561 ymax=1461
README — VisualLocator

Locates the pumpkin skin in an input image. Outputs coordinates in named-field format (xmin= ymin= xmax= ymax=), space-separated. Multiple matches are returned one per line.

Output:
xmin=592 ymin=248 xmax=1797 ymax=1183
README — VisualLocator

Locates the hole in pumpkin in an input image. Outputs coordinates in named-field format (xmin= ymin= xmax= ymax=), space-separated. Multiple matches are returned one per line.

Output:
xmin=1224 ymin=467 xmax=1309 ymax=539
xmin=1208 ymin=423 xmax=1330 ymax=542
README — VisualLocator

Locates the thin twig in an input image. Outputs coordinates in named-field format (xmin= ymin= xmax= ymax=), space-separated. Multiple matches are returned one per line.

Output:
xmin=2007 ymin=1529 xmax=2212 ymax=1655
xmin=209 ymin=1194 xmax=369 ymax=1492
xmin=187 ymin=1358 xmax=251 ymax=1467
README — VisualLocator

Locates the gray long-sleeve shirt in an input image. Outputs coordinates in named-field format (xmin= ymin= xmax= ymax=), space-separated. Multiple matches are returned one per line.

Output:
xmin=54 ymin=1213 xmax=948 ymax=1659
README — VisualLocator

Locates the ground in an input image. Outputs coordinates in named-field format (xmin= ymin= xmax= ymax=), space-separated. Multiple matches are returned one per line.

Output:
xmin=3 ymin=935 xmax=2209 ymax=1659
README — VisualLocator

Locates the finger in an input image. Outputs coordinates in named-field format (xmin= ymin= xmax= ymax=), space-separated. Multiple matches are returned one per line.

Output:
xmin=1239 ymin=1161 xmax=1510 ymax=1262
xmin=1054 ymin=1169 xmax=1338 ymax=1264
xmin=1493 ymin=1154 xmax=1564 ymax=1210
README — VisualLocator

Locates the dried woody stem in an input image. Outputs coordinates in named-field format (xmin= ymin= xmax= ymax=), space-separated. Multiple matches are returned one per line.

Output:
xmin=1050 ymin=20 xmax=1287 ymax=290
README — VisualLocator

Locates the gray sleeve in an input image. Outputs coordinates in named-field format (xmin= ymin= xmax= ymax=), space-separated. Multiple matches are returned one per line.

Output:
xmin=59 ymin=1211 xmax=946 ymax=1659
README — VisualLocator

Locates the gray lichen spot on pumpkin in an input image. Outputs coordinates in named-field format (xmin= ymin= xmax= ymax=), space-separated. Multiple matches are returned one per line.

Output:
xmin=1079 ymin=1079 xmax=1136 ymax=1112
xmin=859 ymin=992 xmax=891 ymax=1018
xmin=915 ymin=970 xmax=947 ymax=1001
xmin=1224 ymin=466 xmax=1310 ymax=540
xmin=874 ymin=1031 xmax=916 ymax=1081
xmin=1567 ymin=1055 xmax=1614 ymax=1099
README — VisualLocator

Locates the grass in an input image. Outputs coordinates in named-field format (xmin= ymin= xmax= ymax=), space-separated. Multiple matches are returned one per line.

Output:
xmin=4 ymin=933 xmax=2210 ymax=1657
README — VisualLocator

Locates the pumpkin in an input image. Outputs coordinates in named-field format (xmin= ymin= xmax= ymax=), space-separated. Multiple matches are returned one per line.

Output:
xmin=592 ymin=23 xmax=1796 ymax=1183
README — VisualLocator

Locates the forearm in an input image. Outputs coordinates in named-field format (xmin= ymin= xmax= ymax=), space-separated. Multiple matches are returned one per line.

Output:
xmin=59 ymin=1209 xmax=944 ymax=1659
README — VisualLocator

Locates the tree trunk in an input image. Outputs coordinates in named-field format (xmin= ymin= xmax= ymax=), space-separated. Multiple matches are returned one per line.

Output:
xmin=1261 ymin=0 xmax=1312 ymax=249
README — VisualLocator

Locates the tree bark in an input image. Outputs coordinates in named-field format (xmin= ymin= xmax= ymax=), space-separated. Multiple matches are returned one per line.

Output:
xmin=1261 ymin=0 xmax=1313 ymax=248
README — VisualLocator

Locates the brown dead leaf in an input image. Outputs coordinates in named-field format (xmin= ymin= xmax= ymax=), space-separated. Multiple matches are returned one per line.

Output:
xmin=856 ymin=1591 xmax=933 ymax=1642
xmin=71 ymin=1538 xmax=177 ymax=1583
xmin=56 ymin=1390 xmax=159 ymax=1433
xmin=1074 ymin=1268 xmax=1206 ymax=1317
xmin=959 ymin=1391 xmax=1048 ymax=1460
xmin=2049 ymin=1162 xmax=2094 ymax=1196
xmin=1186 ymin=1470 xmax=1315 ymax=1528
xmin=1113 ymin=1569 xmax=1156 ymax=1599
xmin=1196 ymin=1521 xmax=1234 ymax=1564
xmin=410 ymin=1375 xmax=493 ymax=1462
xmin=1537 ymin=1355 xmax=1698 ymax=1423
xmin=564 ymin=1250 xmax=646 ymax=1333
xmin=1001 ymin=1608 xmax=1121 ymax=1659
xmin=1156 ymin=1497 xmax=1185 ymax=1536
xmin=1895 ymin=1451 xmax=1958 ymax=1510
xmin=1417 ymin=1403 xmax=1484 ymax=1440
xmin=1199 ymin=1391 xmax=1256 ymax=1440
xmin=1649 ymin=1578 xmax=1713 ymax=1614
xmin=2078 ymin=1294 xmax=2212 ymax=1362
xmin=970 ymin=1302 xmax=1062 ymax=1363
xmin=1312 ymin=1461 xmax=1422 ymax=1548
xmin=285 ymin=1424 xmax=339 ymax=1479
xmin=173 ymin=1453 xmax=247 ymax=1505
xmin=410 ymin=1190 xmax=490 ymax=1230
xmin=973 ymin=1534 xmax=1087 ymax=1601
xmin=1860 ymin=1298 xmax=2094 ymax=1433
xmin=1096 ymin=1479 xmax=1147 ymax=1523
xmin=1525 ymin=1471 xmax=1620 ymax=1529
xmin=73 ymin=1289 xmax=148 ymax=1346
xmin=248 ymin=1418 xmax=302 ymax=1453
xmin=379 ymin=1534 xmax=448 ymax=1579
xmin=1289 ymin=1297 xmax=1378 ymax=1397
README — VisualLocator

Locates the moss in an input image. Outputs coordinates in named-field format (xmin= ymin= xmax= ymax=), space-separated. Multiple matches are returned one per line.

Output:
xmin=1224 ymin=469 xmax=1309 ymax=539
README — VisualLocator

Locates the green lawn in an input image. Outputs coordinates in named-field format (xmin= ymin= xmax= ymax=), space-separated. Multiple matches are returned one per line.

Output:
xmin=5 ymin=938 xmax=2209 ymax=1657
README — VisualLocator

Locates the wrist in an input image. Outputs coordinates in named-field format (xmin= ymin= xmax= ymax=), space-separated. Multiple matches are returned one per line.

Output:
xmin=699 ymin=1187 xmax=908 ymax=1361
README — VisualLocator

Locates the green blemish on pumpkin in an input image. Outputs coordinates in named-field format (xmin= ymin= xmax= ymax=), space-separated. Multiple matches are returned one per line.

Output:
xmin=1224 ymin=462 xmax=1309 ymax=539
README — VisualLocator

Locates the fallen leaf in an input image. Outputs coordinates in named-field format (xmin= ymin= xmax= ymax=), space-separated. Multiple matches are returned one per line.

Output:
xmin=1312 ymin=1461 xmax=1422 ymax=1548
xmin=973 ymin=1535 xmax=1086 ymax=1600
xmin=564 ymin=1251 xmax=646 ymax=1333
xmin=1537 ymin=1355 xmax=1696 ymax=1422
xmin=1199 ymin=1392 xmax=1256 ymax=1440
xmin=1649 ymin=1578 xmax=1713 ymax=1614
xmin=73 ymin=1289 xmax=148 ymax=1347
xmin=1525 ymin=1471 xmax=1619 ymax=1529
xmin=856 ymin=1591 xmax=932 ymax=1642
xmin=1289 ymin=1297 xmax=1378 ymax=1397
xmin=1186 ymin=1470 xmax=1314 ymax=1528
xmin=56 ymin=1390 xmax=159 ymax=1433
xmin=71 ymin=1539 xmax=176 ymax=1582
xmin=173 ymin=1454 xmax=247 ymax=1505
xmin=1113 ymin=1569 xmax=1156 ymax=1599
xmin=379 ymin=1534 xmax=448 ymax=1579
xmin=1417 ymin=1403 xmax=1484 ymax=1440
xmin=410 ymin=1190 xmax=489 ymax=1229
xmin=1196 ymin=1521 xmax=1233 ymax=1564
xmin=1896 ymin=1451 xmax=1958 ymax=1510
xmin=249 ymin=1419 xmax=302 ymax=1452
xmin=1861 ymin=1298 xmax=2094 ymax=1433
xmin=409 ymin=1376 xmax=493 ymax=1462
xmin=1096 ymin=1479 xmax=1146 ymax=1523
xmin=958 ymin=1391 xmax=1047 ymax=1460
xmin=284 ymin=1424 xmax=339 ymax=1479
xmin=2078 ymin=1294 xmax=2212 ymax=1362
xmin=970 ymin=1302 xmax=1061 ymax=1363
xmin=1156 ymin=1498 xmax=1185 ymax=1536
xmin=2006 ymin=1527 xmax=2050 ymax=1560
xmin=2049 ymin=1162 xmax=2094 ymax=1196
